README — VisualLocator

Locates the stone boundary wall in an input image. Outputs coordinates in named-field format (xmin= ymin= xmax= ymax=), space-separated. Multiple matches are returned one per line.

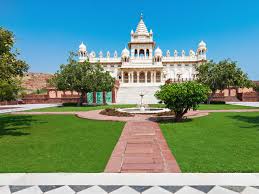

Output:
xmin=237 ymin=92 xmax=259 ymax=102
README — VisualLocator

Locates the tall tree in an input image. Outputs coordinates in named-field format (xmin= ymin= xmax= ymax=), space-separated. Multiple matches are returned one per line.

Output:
xmin=196 ymin=59 xmax=254 ymax=103
xmin=0 ymin=27 xmax=29 ymax=101
xmin=51 ymin=52 xmax=115 ymax=105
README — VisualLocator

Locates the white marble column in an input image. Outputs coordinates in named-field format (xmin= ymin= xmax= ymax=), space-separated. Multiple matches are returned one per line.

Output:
xmin=154 ymin=71 xmax=157 ymax=83
xmin=121 ymin=70 xmax=124 ymax=83
xmin=137 ymin=72 xmax=140 ymax=83
xmin=145 ymin=71 xmax=147 ymax=83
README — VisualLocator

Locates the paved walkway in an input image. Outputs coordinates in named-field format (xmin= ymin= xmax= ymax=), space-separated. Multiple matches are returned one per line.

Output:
xmin=0 ymin=104 xmax=60 ymax=114
xmin=105 ymin=121 xmax=181 ymax=173
xmin=227 ymin=101 xmax=259 ymax=107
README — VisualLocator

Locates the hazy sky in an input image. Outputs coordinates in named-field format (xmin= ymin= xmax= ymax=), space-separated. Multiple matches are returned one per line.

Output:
xmin=1 ymin=0 xmax=259 ymax=80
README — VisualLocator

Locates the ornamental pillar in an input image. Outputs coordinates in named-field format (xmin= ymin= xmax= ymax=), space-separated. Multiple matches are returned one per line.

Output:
xmin=145 ymin=71 xmax=147 ymax=83
xmin=137 ymin=72 xmax=140 ymax=83
xmin=154 ymin=71 xmax=157 ymax=83
xmin=121 ymin=70 xmax=124 ymax=83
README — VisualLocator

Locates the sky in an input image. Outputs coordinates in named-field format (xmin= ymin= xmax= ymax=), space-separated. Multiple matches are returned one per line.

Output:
xmin=0 ymin=0 xmax=259 ymax=80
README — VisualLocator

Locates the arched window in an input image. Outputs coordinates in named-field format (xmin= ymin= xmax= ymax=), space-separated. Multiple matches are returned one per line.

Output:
xmin=139 ymin=49 xmax=145 ymax=58
xmin=133 ymin=72 xmax=137 ymax=83
xmin=146 ymin=49 xmax=149 ymax=57
xmin=139 ymin=72 xmax=145 ymax=83
xmin=156 ymin=71 xmax=161 ymax=82
xmin=124 ymin=72 xmax=129 ymax=83
xmin=134 ymin=49 xmax=138 ymax=57
xmin=147 ymin=71 xmax=151 ymax=83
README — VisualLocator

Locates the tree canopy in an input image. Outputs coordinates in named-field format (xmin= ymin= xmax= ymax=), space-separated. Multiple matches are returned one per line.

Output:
xmin=51 ymin=53 xmax=115 ymax=104
xmin=155 ymin=81 xmax=210 ymax=122
xmin=196 ymin=59 xmax=254 ymax=103
xmin=0 ymin=27 xmax=29 ymax=101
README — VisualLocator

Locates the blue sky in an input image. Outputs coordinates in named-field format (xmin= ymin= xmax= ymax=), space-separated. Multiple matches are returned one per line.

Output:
xmin=1 ymin=0 xmax=259 ymax=80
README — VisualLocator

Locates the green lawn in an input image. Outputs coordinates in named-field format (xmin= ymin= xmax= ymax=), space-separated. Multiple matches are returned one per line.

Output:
xmin=26 ymin=104 xmax=135 ymax=112
xmin=0 ymin=114 xmax=124 ymax=172
xmin=152 ymin=103 xmax=257 ymax=110
xmin=160 ymin=112 xmax=259 ymax=172
xmin=25 ymin=103 xmax=257 ymax=112
xmin=197 ymin=104 xmax=257 ymax=110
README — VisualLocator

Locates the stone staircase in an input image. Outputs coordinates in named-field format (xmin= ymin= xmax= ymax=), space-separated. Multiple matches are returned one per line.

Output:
xmin=116 ymin=86 xmax=160 ymax=104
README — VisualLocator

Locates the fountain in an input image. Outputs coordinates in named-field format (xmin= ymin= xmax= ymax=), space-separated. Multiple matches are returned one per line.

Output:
xmin=117 ymin=91 xmax=170 ymax=114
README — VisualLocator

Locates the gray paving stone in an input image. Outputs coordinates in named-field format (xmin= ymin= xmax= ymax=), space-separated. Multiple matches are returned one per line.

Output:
xmin=9 ymin=186 xmax=32 ymax=193
xmin=208 ymin=186 xmax=239 ymax=194
xmin=222 ymin=186 xmax=246 ymax=192
xmin=130 ymin=186 xmax=152 ymax=192
xmin=13 ymin=186 xmax=42 ymax=194
xmin=160 ymin=186 xmax=183 ymax=193
xmin=68 ymin=185 xmax=92 ymax=192
xmin=190 ymin=186 xmax=215 ymax=193
xmin=99 ymin=185 xmax=122 ymax=193
xmin=38 ymin=185 xmax=63 ymax=193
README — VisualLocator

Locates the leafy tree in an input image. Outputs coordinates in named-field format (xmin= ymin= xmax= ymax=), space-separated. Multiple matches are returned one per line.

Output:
xmin=196 ymin=59 xmax=254 ymax=103
xmin=51 ymin=52 xmax=115 ymax=105
xmin=0 ymin=27 xmax=29 ymax=101
xmin=155 ymin=82 xmax=210 ymax=122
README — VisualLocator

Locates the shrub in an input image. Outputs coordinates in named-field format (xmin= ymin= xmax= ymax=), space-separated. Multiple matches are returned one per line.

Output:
xmin=155 ymin=82 xmax=210 ymax=122
xmin=209 ymin=101 xmax=226 ymax=104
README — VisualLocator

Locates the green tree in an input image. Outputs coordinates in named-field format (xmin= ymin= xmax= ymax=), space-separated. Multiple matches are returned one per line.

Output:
xmin=196 ymin=59 xmax=253 ymax=103
xmin=0 ymin=27 xmax=29 ymax=101
xmin=51 ymin=52 xmax=115 ymax=105
xmin=155 ymin=81 xmax=210 ymax=122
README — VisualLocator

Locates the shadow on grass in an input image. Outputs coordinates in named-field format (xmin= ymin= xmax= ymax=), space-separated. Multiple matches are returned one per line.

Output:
xmin=0 ymin=115 xmax=45 ymax=137
xmin=227 ymin=115 xmax=259 ymax=130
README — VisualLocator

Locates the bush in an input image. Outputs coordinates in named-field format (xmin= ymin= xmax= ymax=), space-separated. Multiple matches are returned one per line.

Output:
xmin=209 ymin=101 xmax=226 ymax=104
xmin=62 ymin=102 xmax=78 ymax=106
xmin=155 ymin=82 xmax=210 ymax=122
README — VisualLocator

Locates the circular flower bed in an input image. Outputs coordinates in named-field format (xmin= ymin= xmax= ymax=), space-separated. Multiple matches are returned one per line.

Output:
xmin=99 ymin=108 xmax=134 ymax=117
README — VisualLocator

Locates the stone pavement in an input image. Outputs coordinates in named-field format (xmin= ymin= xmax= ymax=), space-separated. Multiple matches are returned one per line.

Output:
xmin=0 ymin=173 xmax=259 ymax=194
xmin=227 ymin=101 xmax=259 ymax=108
xmin=105 ymin=121 xmax=180 ymax=173
xmin=0 ymin=104 xmax=60 ymax=114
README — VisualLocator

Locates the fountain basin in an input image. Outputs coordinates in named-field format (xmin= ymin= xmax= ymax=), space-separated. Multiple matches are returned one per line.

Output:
xmin=117 ymin=107 xmax=170 ymax=114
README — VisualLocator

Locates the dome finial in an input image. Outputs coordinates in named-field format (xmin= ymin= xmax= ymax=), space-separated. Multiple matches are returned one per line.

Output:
xmin=140 ymin=13 xmax=143 ymax=19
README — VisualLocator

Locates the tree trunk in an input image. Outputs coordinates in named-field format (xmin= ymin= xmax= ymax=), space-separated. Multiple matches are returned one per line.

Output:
xmin=174 ymin=108 xmax=188 ymax=122
xmin=207 ymin=90 xmax=216 ymax=104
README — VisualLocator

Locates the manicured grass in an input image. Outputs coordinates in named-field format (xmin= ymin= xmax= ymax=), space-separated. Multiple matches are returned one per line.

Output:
xmin=160 ymin=112 xmax=259 ymax=172
xmin=152 ymin=103 xmax=257 ymax=110
xmin=0 ymin=114 xmax=124 ymax=172
xmin=26 ymin=103 xmax=257 ymax=112
xmin=26 ymin=104 xmax=135 ymax=112
xmin=197 ymin=104 xmax=257 ymax=110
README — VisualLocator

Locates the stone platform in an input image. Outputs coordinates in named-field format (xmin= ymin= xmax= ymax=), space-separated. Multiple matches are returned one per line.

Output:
xmin=0 ymin=173 xmax=259 ymax=194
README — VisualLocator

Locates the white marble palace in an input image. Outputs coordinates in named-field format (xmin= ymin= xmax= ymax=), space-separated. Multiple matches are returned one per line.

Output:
xmin=78 ymin=15 xmax=208 ymax=104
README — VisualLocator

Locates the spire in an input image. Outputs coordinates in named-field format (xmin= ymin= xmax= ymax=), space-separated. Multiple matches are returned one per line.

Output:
xmin=136 ymin=14 xmax=148 ymax=34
